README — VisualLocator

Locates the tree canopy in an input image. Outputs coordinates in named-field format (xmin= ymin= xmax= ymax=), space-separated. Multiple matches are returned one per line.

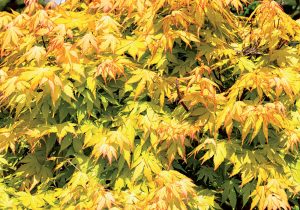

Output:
xmin=0 ymin=0 xmax=300 ymax=209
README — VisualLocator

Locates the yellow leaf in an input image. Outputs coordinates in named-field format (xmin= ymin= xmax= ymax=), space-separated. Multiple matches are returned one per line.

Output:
xmin=134 ymin=78 xmax=146 ymax=99
xmin=77 ymin=32 xmax=98 ymax=54
xmin=0 ymin=128 xmax=17 ymax=153
xmin=262 ymin=122 xmax=269 ymax=143
xmin=242 ymin=117 xmax=252 ymax=143
xmin=56 ymin=43 xmax=79 ymax=65
xmin=25 ymin=46 xmax=46 ymax=65
xmin=86 ymin=77 xmax=96 ymax=96
xmin=132 ymin=161 xmax=144 ymax=182
xmin=127 ymin=40 xmax=147 ymax=60
xmin=63 ymin=83 xmax=75 ymax=100
xmin=2 ymin=25 xmax=23 ymax=50
xmin=144 ymin=166 xmax=152 ymax=181
xmin=100 ymin=34 xmax=119 ymax=53
xmin=251 ymin=116 xmax=263 ymax=141
xmin=213 ymin=142 xmax=227 ymax=170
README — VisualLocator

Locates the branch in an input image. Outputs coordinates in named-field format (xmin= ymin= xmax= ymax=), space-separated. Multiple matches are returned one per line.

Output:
xmin=175 ymin=79 xmax=189 ymax=112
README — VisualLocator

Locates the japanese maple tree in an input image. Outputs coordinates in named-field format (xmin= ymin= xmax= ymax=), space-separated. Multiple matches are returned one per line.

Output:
xmin=0 ymin=0 xmax=300 ymax=209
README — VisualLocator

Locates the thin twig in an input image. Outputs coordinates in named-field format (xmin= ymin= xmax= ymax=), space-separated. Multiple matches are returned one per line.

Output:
xmin=175 ymin=79 xmax=189 ymax=112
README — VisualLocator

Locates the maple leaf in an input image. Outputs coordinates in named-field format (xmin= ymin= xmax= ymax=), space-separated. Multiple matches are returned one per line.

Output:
xmin=29 ymin=9 xmax=53 ymax=34
xmin=99 ymin=34 xmax=120 ymax=53
xmin=95 ymin=15 xmax=121 ymax=33
xmin=0 ymin=12 xmax=14 ymax=29
xmin=250 ymin=179 xmax=291 ymax=210
xmin=25 ymin=46 xmax=46 ymax=65
xmin=56 ymin=43 xmax=79 ymax=65
xmin=1 ymin=24 xmax=23 ymax=51
xmin=92 ymin=142 xmax=118 ymax=164
xmin=77 ymin=32 xmax=98 ymax=54
xmin=0 ymin=128 xmax=17 ymax=153
xmin=94 ymin=58 xmax=124 ymax=81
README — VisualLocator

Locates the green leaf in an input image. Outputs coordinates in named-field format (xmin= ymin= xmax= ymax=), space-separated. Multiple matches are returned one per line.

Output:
xmin=59 ymin=134 xmax=73 ymax=153
xmin=73 ymin=137 xmax=83 ymax=153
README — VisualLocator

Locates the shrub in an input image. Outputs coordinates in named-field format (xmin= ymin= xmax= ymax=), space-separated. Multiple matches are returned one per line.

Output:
xmin=0 ymin=0 xmax=300 ymax=209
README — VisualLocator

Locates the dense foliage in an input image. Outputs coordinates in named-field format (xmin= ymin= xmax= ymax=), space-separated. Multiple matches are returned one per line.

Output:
xmin=1 ymin=1 xmax=300 ymax=18
xmin=0 ymin=0 xmax=300 ymax=209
